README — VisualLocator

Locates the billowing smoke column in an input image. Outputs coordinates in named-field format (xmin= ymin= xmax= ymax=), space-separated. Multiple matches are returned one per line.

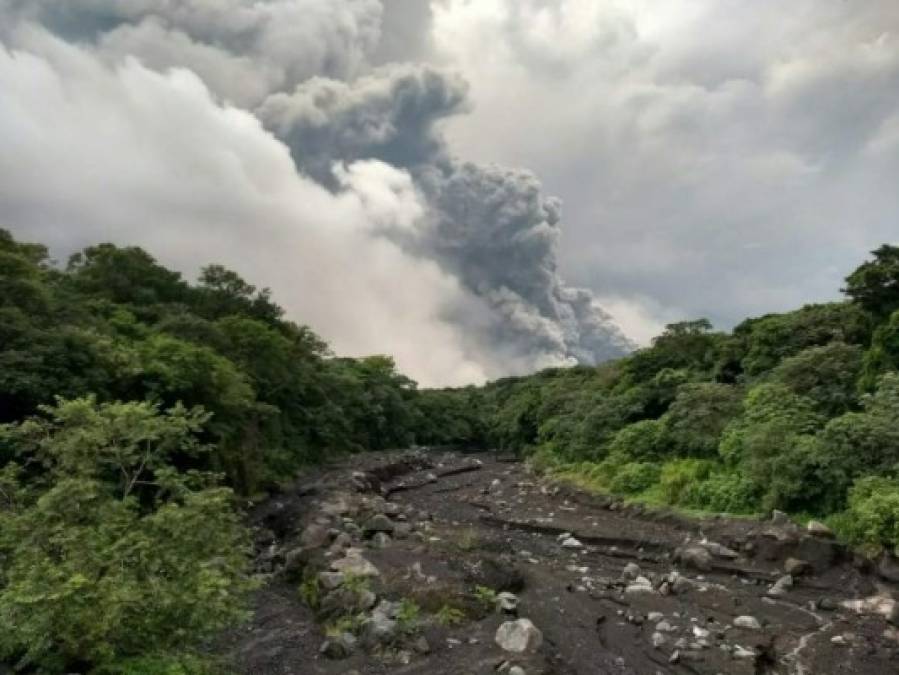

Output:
xmin=259 ymin=64 xmax=635 ymax=366
xmin=0 ymin=0 xmax=634 ymax=381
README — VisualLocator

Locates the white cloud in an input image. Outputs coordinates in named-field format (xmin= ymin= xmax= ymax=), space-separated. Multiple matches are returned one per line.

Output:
xmin=0 ymin=27 xmax=490 ymax=386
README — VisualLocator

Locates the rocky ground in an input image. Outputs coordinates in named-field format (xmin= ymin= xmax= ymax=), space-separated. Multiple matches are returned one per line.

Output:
xmin=216 ymin=450 xmax=899 ymax=674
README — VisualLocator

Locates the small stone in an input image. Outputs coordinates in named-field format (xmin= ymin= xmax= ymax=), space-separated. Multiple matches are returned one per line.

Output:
xmin=370 ymin=532 xmax=391 ymax=549
xmin=509 ymin=667 xmax=526 ymax=675
xmin=622 ymin=562 xmax=642 ymax=580
xmin=497 ymin=592 xmax=519 ymax=613
xmin=320 ymin=632 xmax=356 ymax=659
xmin=300 ymin=523 xmax=330 ymax=549
xmin=318 ymin=571 xmax=345 ymax=590
xmin=785 ymin=558 xmax=811 ymax=576
xmin=425 ymin=472 xmax=438 ymax=483
xmin=676 ymin=545 xmax=713 ymax=572
xmin=656 ymin=621 xmax=674 ymax=633
xmin=733 ymin=615 xmax=761 ymax=630
xmin=495 ymin=618 xmax=543 ymax=653
xmin=647 ymin=611 xmax=664 ymax=623
xmin=771 ymin=510 xmax=791 ymax=526
xmin=733 ymin=645 xmax=756 ymax=658
xmin=561 ymin=536 xmax=583 ymax=549
xmin=363 ymin=514 xmax=395 ymax=535
xmin=393 ymin=522 xmax=412 ymax=539
xmin=331 ymin=550 xmax=380 ymax=578
xmin=669 ymin=650 xmax=680 ymax=664
xmin=412 ymin=636 xmax=430 ymax=654
xmin=831 ymin=635 xmax=847 ymax=646
xmin=767 ymin=574 xmax=793 ymax=597
xmin=807 ymin=520 xmax=834 ymax=538
xmin=651 ymin=632 xmax=666 ymax=649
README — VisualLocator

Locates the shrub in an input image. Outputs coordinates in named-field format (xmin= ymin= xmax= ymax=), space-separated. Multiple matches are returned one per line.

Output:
xmin=839 ymin=476 xmax=899 ymax=554
xmin=608 ymin=462 xmax=661 ymax=495
xmin=0 ymin=398 xmax=253 ymax=673
xmin=605 ymin=419 xmax=665 ymax=462
xmin=680 ymin=471 xmax=759 ymax=514
xmin=658 ymin=459 xmax=715 ymax=505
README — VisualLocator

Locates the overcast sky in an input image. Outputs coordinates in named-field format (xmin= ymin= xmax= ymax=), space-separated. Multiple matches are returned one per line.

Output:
xmin=2 ymin=1 xmax=898 ymax=384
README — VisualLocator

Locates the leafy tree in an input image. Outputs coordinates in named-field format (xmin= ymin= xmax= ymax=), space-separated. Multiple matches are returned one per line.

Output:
xmin=770 ymin=342 xmax=863 ymax=415
xmin=859 ymin=309 xmax=899 ymax=391
xmin=844 ymin=244 xmax=899 ymax=319
xmin=0 ymin=398 xmax=252 ymax=673
xmin=663 ymin=382 xmax=743 ymax=457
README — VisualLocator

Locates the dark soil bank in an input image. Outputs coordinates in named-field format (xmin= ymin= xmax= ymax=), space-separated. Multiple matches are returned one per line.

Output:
xmin=216 ymin=451 xmax=899 ymax=674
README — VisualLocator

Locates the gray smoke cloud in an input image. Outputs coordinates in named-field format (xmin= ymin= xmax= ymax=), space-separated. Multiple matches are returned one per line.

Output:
xmin=0 ymin=0 xmax=635 ymax=383
xmin=259 ymin=64 xmax=634 ymax=365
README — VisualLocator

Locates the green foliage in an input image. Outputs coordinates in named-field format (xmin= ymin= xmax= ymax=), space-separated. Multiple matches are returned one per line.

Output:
xmin=844 ymin=244 xmax=899 ymax=319
xmin=0 ymin=398 xmax=252 ymax=673
xmin=435 ymin=605 xmax=466 ymax=627
xmin=395 ymin=599 xmax=421 ymax=635
xmin=663 ymin=382 xmax=743 ymax=457
xmin=860 ymin=310 xmax=899 ymax=391
xmin=770 ymin=342 xmax=863 ymax=415
xmin=605 ymin=419 xmax=665 ymax=462
xmin=608 ymin=462 xmax=661 ymax=495
xmin=658 ymin=459 xmax=715 ymax=505
xmin=472 ymin=586 xmax=498 ymax=611
xmin=838 ymin=476 xmax=899 ymax=554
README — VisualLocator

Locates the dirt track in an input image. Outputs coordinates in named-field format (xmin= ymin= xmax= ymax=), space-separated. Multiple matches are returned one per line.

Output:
xmin=218 ymin=451 xmax=899 ymax=674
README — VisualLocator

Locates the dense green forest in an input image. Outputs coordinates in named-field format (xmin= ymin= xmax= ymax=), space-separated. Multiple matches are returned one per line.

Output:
xmin=425 ymin=244 xmax=899 ymax=558
xmin=3 ymin=227 xmax=899 ymax=672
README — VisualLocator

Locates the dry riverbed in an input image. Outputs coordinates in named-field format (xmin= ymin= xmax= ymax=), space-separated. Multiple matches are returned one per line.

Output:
xmin=216 ymin=450 xmax=899 ymax=674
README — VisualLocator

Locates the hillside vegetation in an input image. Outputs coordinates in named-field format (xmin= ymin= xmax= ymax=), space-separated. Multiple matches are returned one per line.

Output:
xmin=427 ymin=244 xmax=899 ymax=557
xmin=3 ymin=228 xmax=899 ymax=672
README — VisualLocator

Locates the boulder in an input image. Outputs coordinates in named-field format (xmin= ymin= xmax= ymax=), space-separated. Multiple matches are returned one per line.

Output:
xmin=360 ymin=611 xmax=398 ymax=649
xmin=331 ymin=550 xmax=380 ymax=578
xmin=733 ymin=615 xmax=762 ymax=630
xmin=370 ymin=532 xmax=391 ymax=549
xmin=363 ymin=514 xmax=395 ymax=535
xmin=806 ymin=520 xmax=834 ymax=538
xmin=495 ymin=618 xmax=543 ymax=653
xmin=622 ymin=562 xmax=642 ymax=581
xmin=878 ymin=553 xmax=899 ymax=583
xmin=675 ymin=545 xmax=713 ymax=572
xmin=320 ymin=632 xmax=356 ymax=659
xmin=497 ymin=592 xmax=519 ymax=613
xmin=767 ymin=574 xmax=793 ymax=597
xmin=784 ymin=557 xmax=812 ymax=576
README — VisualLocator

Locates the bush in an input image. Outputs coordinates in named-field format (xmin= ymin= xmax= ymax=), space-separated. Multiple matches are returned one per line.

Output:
xmin=681 ymin=471 xmax=759 ymax=514
xmin=608 ymin=462 xmax=661 ymax=495
xmin=839 ymin=476 xmax=899 ymax=554
xmin=657 ymin=459 xmax=715 ymax=505
xmin=605 ymin=419 xmax=665 ymax=462
xmin=0 ymin=398 xmax=253 ymax=673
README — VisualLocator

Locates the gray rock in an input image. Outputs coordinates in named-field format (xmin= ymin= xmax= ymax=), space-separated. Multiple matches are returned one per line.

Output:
xmin=497 ymin=591 xmax=519 ymax=613
xmin=331 ymin=550 xmax=380 ymax=578
xmin=320 ymin=632 xmax=356 ymax=659
xmin=561 ymin=536 xmax=583 ymax=549
xmin=733 ymin=615 xmax=762 ymax=630
xmin=878 ymin=553 xmax=899 ymax=583
xmin=651 ymin=632 xmax=666 ymax=649
xmin=364 ymin=513 xmax=395 ymax=535
xmin=509 ymin=667 xmax=526 ymax=675
xmin=495 ymin=618 xmax=543 ymax=653
xmin=675 ymin=545 xmax=713 ymax=572
xmin=300 ymin=523 xmax=331 ymax=548
xmin=360 ymin=610 xmax=398 ymax=648
xmin=767 ymin=574 xmax=793 ymax=597
xmin=622 ymin=562 xmax=642 ymax=580
xmin=700 ymin=540 xmax=739 ymax=559
xmin=771 ymin=510 xmax=791 ymax=526
xmin=412 ymin=635 xmax=431 ymax=654
xmin=319 ymin=587 xmax=377 ymax=617
xmin=393 ymin=522 xmax=413 ymax=539
xmin=318 ymin=571 xmax=345 ymax=590
xmin=647 ymin=611 xmax=664 ymax=623
xmin=370 ymin=532 xmax=392 ymax=549
xmin=807 ymin=520 xmax=834 ymax=538
xmin=785 ymin=557 xmax=811 ymax=576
